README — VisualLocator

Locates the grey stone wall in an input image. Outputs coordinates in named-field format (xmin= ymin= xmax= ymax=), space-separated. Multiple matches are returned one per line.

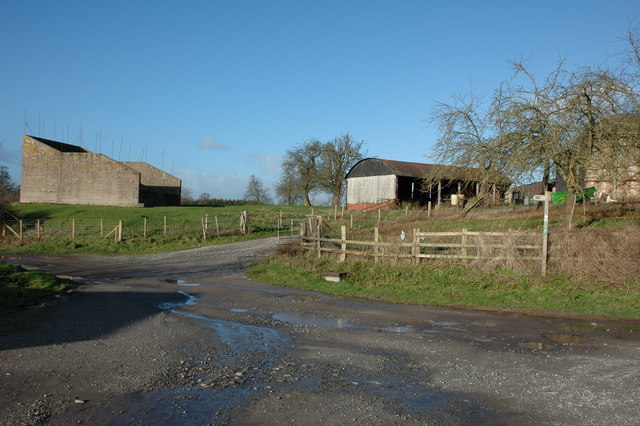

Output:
xmin=20 ymin=135 xmax=142 ymax=207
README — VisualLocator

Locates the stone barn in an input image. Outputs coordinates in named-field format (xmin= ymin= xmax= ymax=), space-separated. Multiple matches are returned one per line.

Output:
xmin=20 ymin=135 xmax=181 ymax=207
xmin=345 ymin=158 xmax=504 ymax=210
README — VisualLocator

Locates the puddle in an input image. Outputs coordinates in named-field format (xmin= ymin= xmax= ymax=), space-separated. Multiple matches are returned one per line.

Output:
xmin=157 ymin=292 xmax=282 ymax=354
xmin=471 ymin=321 xmax=497 ymax=327
xmin=520 ymin=342 xmax=557 ymax=351
xmin=229 ymin=308 xmax=250 ymax=313
xmin=432 ymin=321 xmax=458 ymax=327
xmin=164 ymin=278 xmax=200 ymax=286
xmin=383 ymin=326 xmax=415 ymax=333
xmin=549 ymin=334 xmax=588 ymax=344
xmin=273 ymin=312 xmax=356 ymax=329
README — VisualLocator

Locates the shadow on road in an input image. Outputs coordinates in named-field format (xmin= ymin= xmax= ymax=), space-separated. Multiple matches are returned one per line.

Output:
xmin=0 ymin=287 xmax=183 ymax=351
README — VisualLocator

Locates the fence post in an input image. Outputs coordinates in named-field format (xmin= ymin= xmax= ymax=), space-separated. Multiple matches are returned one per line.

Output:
xmin=542 ymin=191 xmax=550 ymax=276
xmin=378 ymin=209 xmax=381 ymax=224
xmin=163 ymin=216 xmax=167 ymax=236
xmin=71 ymin=219 xmax=75 ymax=241
xmin=143 ymin=218 xmax=147 ymax=238
xmin=19 ymin=220 xmax=23 ymax=241
xmin=340 ymin=225 xmax=347 ymax=262
xmin=461 ymin=228 xmax=468 ymax=258
xmin=374 ymin=227 xmax=380 ymax=263
xmin=316 ymin=216 xmax=321 ymax=258
xmin=428 ymin=201 xmax=432 ymax=219
xmin=334 ymin=205 xmax=337 ymax=220
xmin=117 ymin=220 xmax=123 ymax=243
xmin=215 ymin=215 xmax=220 ymax=238
xmin=350 ymin=214 xmax=353 ymax=229
xmin=240 ymin=211 xmax=249 ymax=235
xmin=203 ymin=214 xmax=208 ymax=239
xmin=412 ymin=228 xmax=419 ymax=264
xmin=36 ymin=219 xmax=40 ymax=239
xmin=100 ymin=219 xmax=104 ymax=237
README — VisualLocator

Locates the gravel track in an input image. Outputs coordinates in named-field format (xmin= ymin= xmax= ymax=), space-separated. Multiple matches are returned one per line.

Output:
xmin=1 ymin=238 xmax=639 ymax=425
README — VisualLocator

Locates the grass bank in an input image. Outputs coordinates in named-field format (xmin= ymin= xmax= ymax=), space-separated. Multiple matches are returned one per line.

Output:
xmin=0 ymin=262 xmax=75 ymax=314
xmin=248 ymin=252 xmax=640 ymax=319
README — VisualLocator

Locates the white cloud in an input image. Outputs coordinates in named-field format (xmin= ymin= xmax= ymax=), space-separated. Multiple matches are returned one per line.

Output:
xmin=177 ymin=169 xmax=247 ymax=200
xmin=247 ymin=153 xmax=283 ymax=176
xmin=197 ymin=138 xmax=227 ymax=151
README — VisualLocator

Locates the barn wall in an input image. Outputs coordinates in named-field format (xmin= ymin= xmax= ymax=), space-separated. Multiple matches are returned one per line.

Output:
xmin=20 ymin=136 xmax=142 ymax=207
xmin=346 ymin=175 xmax=396 ymax=205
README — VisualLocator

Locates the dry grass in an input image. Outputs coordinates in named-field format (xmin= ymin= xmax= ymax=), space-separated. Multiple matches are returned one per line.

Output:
xmin=549 ymin=227 xmax=640 ymax=286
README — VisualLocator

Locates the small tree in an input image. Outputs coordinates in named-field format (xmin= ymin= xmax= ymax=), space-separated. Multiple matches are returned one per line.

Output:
xmin=244 ymin=174 xmax=272 ymax=205
xmin=282 ymin=140 xmax=323 ymax=206
xmin=318 ymin=134 xmax=366 ymax=206
xmin=275 ymin=168 xmax=303 ymax=205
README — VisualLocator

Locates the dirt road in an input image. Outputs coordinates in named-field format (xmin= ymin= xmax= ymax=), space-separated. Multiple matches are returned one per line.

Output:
xmin=1 ymin=238 xmax=639 ymax=425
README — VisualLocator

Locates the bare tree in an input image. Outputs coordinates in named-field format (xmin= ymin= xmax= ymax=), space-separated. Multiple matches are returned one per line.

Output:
xmin=275 ymin=168 xmax=303 ymax=205
xmin=282 ymin=140 xmax=323 ymax=206
xmin=244 ymin=174 xmax=272 ymax=205
xmin=318 ymin=134 xmax=366 ymax=206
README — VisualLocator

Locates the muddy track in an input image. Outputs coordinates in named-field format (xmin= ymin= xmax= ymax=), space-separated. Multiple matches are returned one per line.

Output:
xmin=1 ymin=238 xmax=640 ymax=425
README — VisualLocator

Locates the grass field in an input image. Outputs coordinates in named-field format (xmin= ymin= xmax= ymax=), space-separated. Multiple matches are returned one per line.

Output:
xmin=2 ymin=201 xmax=640 ymax=318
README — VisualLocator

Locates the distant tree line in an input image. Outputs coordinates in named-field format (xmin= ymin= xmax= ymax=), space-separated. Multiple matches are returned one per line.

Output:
xmin=180 ymin=188 xmax=262 ymax=207
xmin=428 ymin=25 xmax=640 ymax=226
xmin=276 ymin=133 xmax=366 ymax=206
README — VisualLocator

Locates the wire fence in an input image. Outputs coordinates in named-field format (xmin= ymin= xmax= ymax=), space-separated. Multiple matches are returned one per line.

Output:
xmin=1 ymin=212 xmax=251 ymax=243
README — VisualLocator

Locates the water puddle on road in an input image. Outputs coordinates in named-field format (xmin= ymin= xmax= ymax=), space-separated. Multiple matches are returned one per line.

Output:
xmin=229 ymin=308 xmax=250 ymax=313
xmin=520 ymin=342 xmax=557 ymax=351
xmin=273 ymin=312 xmax=356 ymax=329
xmin=164 ymin=278 xmax=200 ymax=287
xmin=157 ymin=292 xmax=282 ymax=354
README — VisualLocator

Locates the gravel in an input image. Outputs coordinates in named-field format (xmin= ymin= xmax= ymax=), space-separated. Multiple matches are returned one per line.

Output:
xmin=1 ymin=238 xmax=639 ymax=424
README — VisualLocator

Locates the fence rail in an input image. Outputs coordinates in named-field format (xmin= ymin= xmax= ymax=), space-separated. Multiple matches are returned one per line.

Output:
xmin=302 ymin=226 xmax=547 ymax=272
xmin=1 ymin=211 xmax=250 ymax=243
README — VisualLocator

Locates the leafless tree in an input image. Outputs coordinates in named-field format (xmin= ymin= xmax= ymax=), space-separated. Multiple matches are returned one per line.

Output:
xmin=281 ymin=140 xmax=323 ymax=206
xmin=318 ymin=134 xmax=366 ymax=206
xmin=244 ymin=174 xmax=272 ymax=205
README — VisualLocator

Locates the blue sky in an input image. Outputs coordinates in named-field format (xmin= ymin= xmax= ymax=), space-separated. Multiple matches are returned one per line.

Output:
xmin=1 ymin=0 xmax=638 ymax=201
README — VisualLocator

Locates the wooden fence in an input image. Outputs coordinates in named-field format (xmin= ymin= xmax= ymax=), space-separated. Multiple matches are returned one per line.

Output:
xmin=302 ymin=226 xmax=548 ymax=274
xmin=1 ymin=211 xmax=250 ymax=244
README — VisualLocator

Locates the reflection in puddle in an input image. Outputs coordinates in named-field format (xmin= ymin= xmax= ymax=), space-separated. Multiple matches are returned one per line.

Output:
xmin=157 ymin=292 xmax=282 ymax=354
xmin=273 ymin=312 xmax=356 ymax=329
xmin=384 ymin=326 xmax=414 ymax=333
xmin=229 ymin=308 xmax=250 ymax=313
xmin=164 ymin=278 xmax=200 ymax=286
xmin=520 ymin=342 xmax=557 ymax=351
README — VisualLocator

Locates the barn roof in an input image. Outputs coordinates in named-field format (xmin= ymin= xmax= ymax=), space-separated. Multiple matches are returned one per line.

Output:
xmin=346 ymin=158 xmax=436 ymax=179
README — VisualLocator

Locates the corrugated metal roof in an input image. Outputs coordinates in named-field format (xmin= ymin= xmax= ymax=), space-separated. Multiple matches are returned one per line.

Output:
xmin=346 ymin=158 xmax=481 ymax=180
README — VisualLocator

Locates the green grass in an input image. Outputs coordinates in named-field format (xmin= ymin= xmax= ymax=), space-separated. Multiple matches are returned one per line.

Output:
xmin=0 ymin=262 xmax=75 ymax=314
xmin=247 ymin=253 xmax=640 ymax=319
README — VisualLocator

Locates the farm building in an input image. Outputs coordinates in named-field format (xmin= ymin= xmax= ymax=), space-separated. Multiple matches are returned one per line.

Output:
xmin=20 ymin=135 xmax=181 ymax=207
xmin=345 ymin=158 xmax=506 ymax=210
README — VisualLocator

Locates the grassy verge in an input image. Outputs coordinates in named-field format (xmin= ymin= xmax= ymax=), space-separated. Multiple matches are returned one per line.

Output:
xmin=0 ymin=262 xmax=75 ymax=314
xmin=3 ymin=231 xmax=275 ymax=255
xmin=247 ymin=253 xmax=640 ymax=319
